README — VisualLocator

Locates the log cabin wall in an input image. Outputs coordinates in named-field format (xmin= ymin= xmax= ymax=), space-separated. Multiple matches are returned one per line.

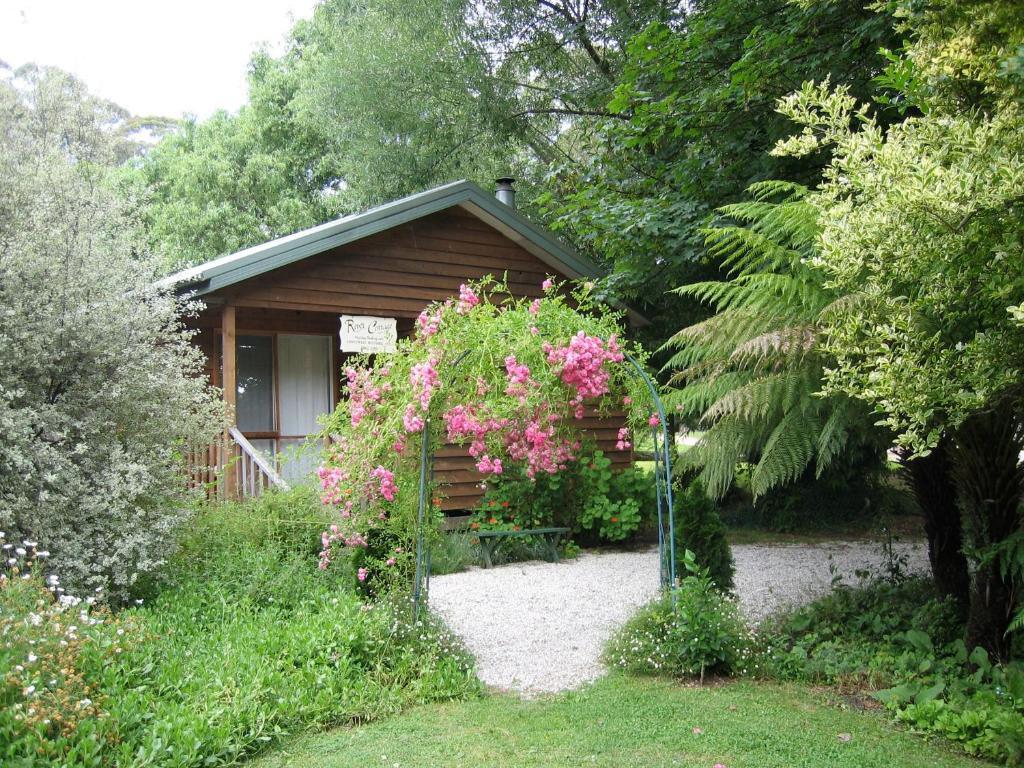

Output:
xmin=186 ymin=206 xmax=632 ymax=512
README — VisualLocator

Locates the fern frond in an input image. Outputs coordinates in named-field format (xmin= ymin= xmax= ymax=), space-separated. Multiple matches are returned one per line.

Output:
xmin=728 ymin=326 xmax=818 ymax=369
xmin=751 ymin=407 xmax=821 ymax=498
xmin=701 ymin=372 xmax=801 ymax=425
xmin=746 ymin=180 xmax=810 ymax=203
xmin=665 ymin=180 xmax=879 ymax=500
xmin=815 ymin=403 xmax=852 ymax=477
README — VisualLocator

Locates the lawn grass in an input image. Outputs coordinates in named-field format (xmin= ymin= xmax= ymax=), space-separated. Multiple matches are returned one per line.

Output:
xmin=249 ymin=674 xmax=979 ymax=768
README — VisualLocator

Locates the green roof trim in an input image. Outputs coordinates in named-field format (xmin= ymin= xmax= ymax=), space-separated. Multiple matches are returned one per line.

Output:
xmin=161 ymin=180 xmax=603 ymax=296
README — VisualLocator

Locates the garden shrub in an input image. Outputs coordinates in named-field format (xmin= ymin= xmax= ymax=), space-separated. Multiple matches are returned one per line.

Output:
xmin=0 ymin=542 xmax=132 ymax=767
xmin=429 ymin=531 xmax=480 ymax=576
xmin=757 ymin=577 xmax=961 ymax=684
xmin=0 ymin=503 xmax=479 ymax=768
xmin=0 ymin=67 xmax=221 ymax=601
xmin=673 ymin=480 xmax=734 ymax=590
xmin=469 ymin=448 xmax=655 ymax=546
xmin=577 ymin=452 xmax=651 ymax=543
xmin=605 ymin=550 xmax=753 ymax=679
xmin=472 ymin=461 xmax=574 ymax=531
xmin=758 ymin=576 xmax=1024 ymax=765
xmin=718 ymin=457 xmax=894 ymax=534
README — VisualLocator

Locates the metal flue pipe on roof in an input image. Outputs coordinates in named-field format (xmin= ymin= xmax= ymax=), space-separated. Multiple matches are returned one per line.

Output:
xmin=495 ymin=177 xmax=516 ymax=208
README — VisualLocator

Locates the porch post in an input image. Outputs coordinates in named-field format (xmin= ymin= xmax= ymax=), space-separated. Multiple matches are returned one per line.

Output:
xmin=221 ymin=304 xmax=237 ymax=499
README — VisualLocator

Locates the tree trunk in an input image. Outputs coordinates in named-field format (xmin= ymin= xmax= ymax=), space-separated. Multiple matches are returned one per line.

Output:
xmin=906 ymin=438 xmax=970 ymax=609
xmin=952 ymin=403 xmax=1024 ymax=662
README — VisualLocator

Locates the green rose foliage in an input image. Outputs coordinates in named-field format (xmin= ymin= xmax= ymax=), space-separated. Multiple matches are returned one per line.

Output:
xmin=318 ymin=277 xmax=653 ymax=591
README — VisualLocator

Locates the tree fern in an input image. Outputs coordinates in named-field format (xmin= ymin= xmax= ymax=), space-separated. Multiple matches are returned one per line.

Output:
xmin=662 ymin=182 xmax=882 ymax=499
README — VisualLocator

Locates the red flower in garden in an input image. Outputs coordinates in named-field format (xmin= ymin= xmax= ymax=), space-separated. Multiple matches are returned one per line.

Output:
xmin=488 ymin=517 xmax=498 ymax=524
xmin=611 ymin=516 xmax=619 ymax=523
xmin=501 ymin=501 xmax=510 ymax=508
xmin=470 ymin=522 xmax=480 ymax=530
xmin=489 ymin=500 xmax=497 ymax=507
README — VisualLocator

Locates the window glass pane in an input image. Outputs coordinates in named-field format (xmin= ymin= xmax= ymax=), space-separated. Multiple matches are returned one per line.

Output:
xmin=236 ymin=335 xmax=275 ymax=432
xmin=278 ymin=438 xmax=320 ymax=483
xmin=248 ymin=439 xmax=276 ymax=461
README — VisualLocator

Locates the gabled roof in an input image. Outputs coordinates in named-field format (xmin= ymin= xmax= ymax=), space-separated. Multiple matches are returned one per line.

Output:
xmin=161 ymin=180 xmax=604 ymax=297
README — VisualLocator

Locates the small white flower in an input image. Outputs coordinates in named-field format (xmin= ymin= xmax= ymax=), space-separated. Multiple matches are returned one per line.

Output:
xmin=36 ymin=551 xmax=49 ymax=558
xmin=26 ymin=653 xmax=37 ymax=663
xmin=15 ymin=547 xmax=26 ymax=556
xmin=22 ymin=685 xmax=35 ymax=696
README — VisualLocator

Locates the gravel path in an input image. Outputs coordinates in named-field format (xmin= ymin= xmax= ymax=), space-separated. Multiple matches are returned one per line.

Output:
xmin=428 ymin=539 xmax=929 ymax=695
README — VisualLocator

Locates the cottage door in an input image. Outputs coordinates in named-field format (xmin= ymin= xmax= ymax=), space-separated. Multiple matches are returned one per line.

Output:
xmin=276 ymin=334 xmax=332 ymax=482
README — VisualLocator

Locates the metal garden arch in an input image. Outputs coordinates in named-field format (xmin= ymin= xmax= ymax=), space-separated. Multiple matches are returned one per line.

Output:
xmin=411 ymin=350 xmax=677 ymax=620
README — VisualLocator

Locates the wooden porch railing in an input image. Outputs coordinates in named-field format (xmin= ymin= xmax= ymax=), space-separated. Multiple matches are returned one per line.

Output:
xmin=186 ymin=426 xmax=289 ymax=501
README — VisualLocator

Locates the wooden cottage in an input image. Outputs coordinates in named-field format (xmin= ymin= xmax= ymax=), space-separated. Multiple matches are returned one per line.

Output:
xmin=166 ymin=179 xmax=639 ymax=509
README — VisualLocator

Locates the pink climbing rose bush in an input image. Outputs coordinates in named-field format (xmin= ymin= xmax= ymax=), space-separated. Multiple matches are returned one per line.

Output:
xmin=317 ymin=276 xmax=653 ymax=592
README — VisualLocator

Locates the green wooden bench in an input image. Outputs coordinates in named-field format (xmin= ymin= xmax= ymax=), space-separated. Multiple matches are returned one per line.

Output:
xmin=474 ymin=527 xmax=570 ymax=568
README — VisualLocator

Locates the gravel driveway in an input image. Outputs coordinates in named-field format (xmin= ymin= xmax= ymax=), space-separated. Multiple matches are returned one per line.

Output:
xmin=428 ymin=540 xmax=928 ymax=695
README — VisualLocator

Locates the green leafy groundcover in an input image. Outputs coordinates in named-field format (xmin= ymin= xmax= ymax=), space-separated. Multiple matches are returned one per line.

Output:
xmin=758 ymin=577 xmax=1024 ymax=766
xmin=0 ymin=496 xmax=479 ymax=768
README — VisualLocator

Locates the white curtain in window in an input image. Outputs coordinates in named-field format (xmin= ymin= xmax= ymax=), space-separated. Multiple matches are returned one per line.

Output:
xmin=278 ymin=335 xmax=332 ymax=436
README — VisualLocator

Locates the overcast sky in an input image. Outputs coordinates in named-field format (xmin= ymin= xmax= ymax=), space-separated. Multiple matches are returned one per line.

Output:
xmin=0 ymin=0 xmax=320 ymax=119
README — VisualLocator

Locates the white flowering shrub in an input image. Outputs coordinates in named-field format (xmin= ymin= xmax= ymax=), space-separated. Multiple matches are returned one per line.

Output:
xmin=0 ymin=537 xmax=136 ymax=760
xmin=0 ymin=65 xmax=221 ymax=599
xmin=605 ymin=551 xmax=755 ymax=679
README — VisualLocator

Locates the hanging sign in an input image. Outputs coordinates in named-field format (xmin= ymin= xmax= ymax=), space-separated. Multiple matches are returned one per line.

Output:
xmin=339 ymin=315 xmax=397 ymax=353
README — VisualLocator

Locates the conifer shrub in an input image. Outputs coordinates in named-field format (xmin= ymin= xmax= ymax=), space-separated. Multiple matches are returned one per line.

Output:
xmin=673 ymin=479 xmax=735 ymax=590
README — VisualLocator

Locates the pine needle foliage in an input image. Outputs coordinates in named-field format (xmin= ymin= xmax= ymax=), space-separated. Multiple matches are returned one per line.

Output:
xmin=662 ymin=181 xmax=877 ymax=499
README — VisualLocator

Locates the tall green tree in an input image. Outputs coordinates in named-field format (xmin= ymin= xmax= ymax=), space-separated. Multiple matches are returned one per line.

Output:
xmin=130 ymin=0 xmax=721 ymax=271
xmin=541 ymin=0 xmax=898 ymax=345
xmin=775 ymin=0 xmax=1024 ymax=656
